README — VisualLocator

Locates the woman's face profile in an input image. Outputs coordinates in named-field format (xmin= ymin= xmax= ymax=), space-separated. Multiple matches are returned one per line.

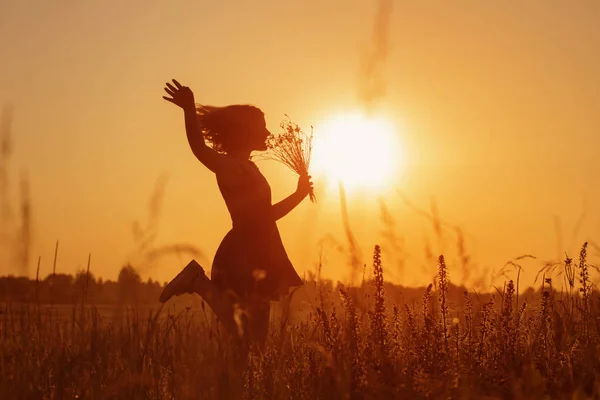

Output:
xmin=248 ymin=115 xmax=270 ymax=152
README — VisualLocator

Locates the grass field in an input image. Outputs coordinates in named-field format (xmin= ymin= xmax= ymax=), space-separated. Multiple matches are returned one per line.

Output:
xmin=0 ymin=244 xmax=599 ymax=399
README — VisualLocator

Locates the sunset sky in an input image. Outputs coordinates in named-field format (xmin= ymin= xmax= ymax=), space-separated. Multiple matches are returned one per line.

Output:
xmin=1 ymin=0 xmax=599 ymax=289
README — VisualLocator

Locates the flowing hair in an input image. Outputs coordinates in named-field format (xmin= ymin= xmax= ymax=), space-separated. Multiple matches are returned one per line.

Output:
xmin=196 ymin=104 xmax=264 ymax=154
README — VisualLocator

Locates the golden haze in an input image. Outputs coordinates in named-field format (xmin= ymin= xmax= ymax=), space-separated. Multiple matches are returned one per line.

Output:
xmin=0 ymin=1 xmax=599 ymax=289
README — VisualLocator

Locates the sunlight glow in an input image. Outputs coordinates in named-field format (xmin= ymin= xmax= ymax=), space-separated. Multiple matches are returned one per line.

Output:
xmin=311 ymin=112 xmax=403 ymax=192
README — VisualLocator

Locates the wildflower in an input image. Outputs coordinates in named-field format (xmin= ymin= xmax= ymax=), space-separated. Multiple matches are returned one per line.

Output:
xmin=263 ymin=115 xmax=316 ymax=202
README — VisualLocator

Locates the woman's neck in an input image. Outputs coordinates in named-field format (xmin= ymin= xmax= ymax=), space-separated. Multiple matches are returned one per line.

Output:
xmin=228 ymin=150 xmax=252 ymax=161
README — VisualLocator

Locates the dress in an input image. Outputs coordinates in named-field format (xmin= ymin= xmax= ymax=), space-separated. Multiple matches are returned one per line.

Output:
xmin=210 ymin=157 xmax=303 ymax=302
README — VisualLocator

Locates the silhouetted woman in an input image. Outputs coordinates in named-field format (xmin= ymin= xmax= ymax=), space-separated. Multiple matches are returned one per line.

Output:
xmin=159 ymin=79 xmax=311 ymax=347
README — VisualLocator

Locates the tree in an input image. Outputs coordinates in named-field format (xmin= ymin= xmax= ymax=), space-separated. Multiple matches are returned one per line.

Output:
xmin=117 ymin=264 xmax=141 ymax=304
xmin=74 ymin=269 xmax=96 ymax=300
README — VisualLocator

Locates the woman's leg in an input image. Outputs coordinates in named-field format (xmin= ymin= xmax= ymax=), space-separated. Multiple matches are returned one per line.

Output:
xmin=189 ymin=273 xmax=244 ymax=339
xmin=160 ymin=260 xmax=243 ymax=339
xmin=246 ymin=298 xmax=271 ymax=348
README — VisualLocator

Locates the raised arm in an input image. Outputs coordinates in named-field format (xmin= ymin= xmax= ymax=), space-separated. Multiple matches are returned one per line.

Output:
xmin=163 ymin=79 xmax=240 ymax=176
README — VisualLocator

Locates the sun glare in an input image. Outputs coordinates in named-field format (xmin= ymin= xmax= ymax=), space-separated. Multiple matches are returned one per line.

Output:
xmin=311 ymin=112 xmax=403 ymax=192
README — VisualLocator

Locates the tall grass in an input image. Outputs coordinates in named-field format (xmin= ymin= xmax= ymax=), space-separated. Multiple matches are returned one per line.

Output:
xmin=0 ymin=105 xmax=32 ymax=277
xmin=1 ymin=243 xmax=599 ymax=398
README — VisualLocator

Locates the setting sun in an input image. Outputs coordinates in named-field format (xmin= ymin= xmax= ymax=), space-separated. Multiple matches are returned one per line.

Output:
xmin=311 ymin=112 xmax=402 ymax=192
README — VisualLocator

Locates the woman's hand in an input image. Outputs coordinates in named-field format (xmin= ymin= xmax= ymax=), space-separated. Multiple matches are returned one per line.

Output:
xmin=295 ymin=174 xmax=314 ymax=199
xmin=163 ymin=79 xmax=195 ymax=111
xmin=272 ymin=174 xmax=315 ymax=220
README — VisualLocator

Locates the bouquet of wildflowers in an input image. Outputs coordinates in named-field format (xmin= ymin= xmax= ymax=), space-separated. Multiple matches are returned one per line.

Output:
xmin=264 ymin=116 xmax=316 ymax=203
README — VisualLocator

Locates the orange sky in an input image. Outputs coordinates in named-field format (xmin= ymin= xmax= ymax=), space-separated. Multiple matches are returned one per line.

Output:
xmin=1 ymin=0 xmax=599 ymax=290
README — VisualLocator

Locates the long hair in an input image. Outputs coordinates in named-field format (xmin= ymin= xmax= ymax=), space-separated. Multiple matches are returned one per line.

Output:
xmin=196 ymin=104 xmax=264 ymax=154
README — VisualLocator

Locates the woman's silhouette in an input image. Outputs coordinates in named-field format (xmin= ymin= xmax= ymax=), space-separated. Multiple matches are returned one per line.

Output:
xmin=159 ymin=79 xmax=312 ymax=346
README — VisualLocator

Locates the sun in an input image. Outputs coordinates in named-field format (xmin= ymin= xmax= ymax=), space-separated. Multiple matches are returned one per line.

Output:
xmin=311 ymin=112 xmax=403 ymax=192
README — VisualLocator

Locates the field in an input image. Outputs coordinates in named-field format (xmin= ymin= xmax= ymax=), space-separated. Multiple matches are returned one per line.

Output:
xmin=0 ymin=244 xmax=599 ymax=399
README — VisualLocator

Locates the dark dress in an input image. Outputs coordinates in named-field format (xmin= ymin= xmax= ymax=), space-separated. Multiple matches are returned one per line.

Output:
xmin=210 ymin=157 xmax=303 ymax=302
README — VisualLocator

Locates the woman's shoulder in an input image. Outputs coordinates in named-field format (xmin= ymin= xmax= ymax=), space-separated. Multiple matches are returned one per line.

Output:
xmin=214 ymin=154 xmax=246 ymax=184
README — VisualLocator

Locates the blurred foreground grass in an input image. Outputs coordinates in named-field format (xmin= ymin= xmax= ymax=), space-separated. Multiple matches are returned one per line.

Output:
xmin=0 ymin=244 xmax=599 ymax=399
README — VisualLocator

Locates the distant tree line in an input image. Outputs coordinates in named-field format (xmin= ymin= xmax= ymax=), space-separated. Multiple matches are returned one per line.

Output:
xmin=0 ymin=263 xmax=549 ymax=310
xmin=0 ymin=265 xmax=164 ymax=304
